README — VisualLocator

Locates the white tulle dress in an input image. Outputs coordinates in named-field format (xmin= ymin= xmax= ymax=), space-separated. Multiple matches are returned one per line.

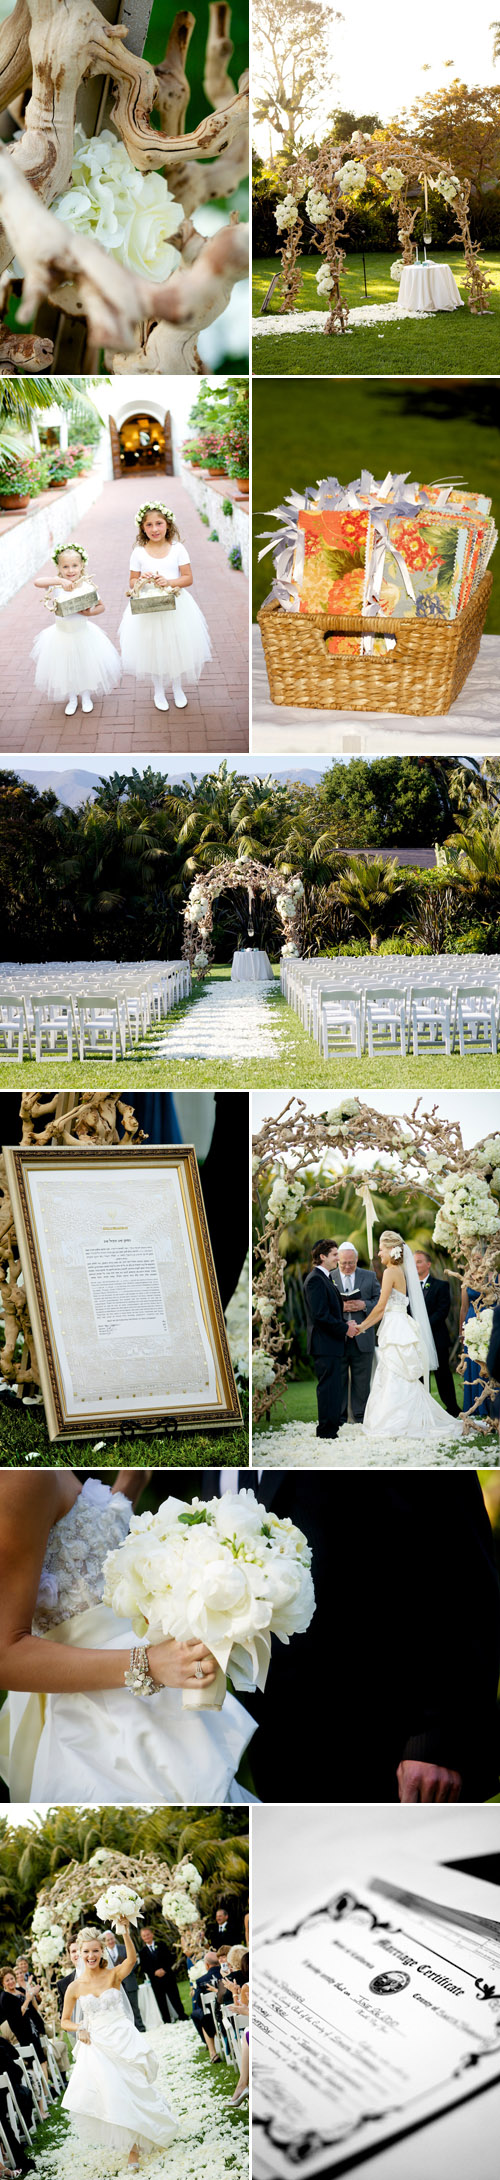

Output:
xmin=0 ymin=1480 xmax=256 ymax=1805
xmin=119 ymin=544 xmax=212 ymax=683
xmin=31 ymin=588 xmax=121 ymax=700
xmin=361 ymin=1289 xmax=462 ymax=1442
xmin=62 ymin=1985 xmax=177 ymax=2154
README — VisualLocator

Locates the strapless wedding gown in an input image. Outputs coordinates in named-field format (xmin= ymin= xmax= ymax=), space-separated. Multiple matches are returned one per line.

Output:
xmin=362 ymin=1289 xmax=461 ymax=1441
xmin=62 ymin=1985 xmax=177 ymax=2154
xmin=0 ymin=1480 xmax=256 ymax=1804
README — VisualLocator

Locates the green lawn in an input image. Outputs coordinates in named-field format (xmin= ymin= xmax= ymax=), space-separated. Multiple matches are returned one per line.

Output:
xmin=3 ymin=972 xmax=500 ymax=1088
xmin=252 ymin=249 xmax=500 ymax=376
xmin=252 ymin=377 xmax=500 ymax=633
xmin=0 ymin=1395 xmax=249 ymax=1467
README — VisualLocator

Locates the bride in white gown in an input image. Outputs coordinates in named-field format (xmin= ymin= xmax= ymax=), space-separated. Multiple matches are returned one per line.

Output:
xmin=348 ymin=1229 xmax=470 ymax=1444
xmin=61 ymin=1923 xmax=177 ymax=2168
xmin=0 ymin=1472 xmax=256 ymax=1805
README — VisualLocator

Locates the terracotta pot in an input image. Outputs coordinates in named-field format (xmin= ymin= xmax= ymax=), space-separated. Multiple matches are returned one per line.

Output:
xmin=236 ymin=478 xmax=250 ymax=498
xmin=208 ymin=466 xmax=227 ymax=479
xmin=0 ymin=490 xmax=30 ymax=510
xmin=50 ymin=479 xmax=68 ymax=489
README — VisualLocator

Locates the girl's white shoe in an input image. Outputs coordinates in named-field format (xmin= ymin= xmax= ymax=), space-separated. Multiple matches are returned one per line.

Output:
xmin=65 ymin=694 xmax=78 ymax=715
xmin=81 ymin=691 xmax=94 ymax=713
xmin=172 ymin=680 xmax=187 ymax=709
xmin=154 ymin=678 xmax=169 ymax=711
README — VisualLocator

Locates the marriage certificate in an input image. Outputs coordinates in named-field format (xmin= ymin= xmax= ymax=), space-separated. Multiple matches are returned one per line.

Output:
xmin=253 ymin=1856 xmax=500 ymax=2176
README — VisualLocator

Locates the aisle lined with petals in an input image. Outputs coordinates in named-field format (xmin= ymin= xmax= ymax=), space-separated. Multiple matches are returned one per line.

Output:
xmin=154 ymin=977 xmax=284 ymax=1063
xmin=255 ymin=1421 xmax=500 ymax=1468
xmin=35 ymin=2019 xmax=247 ymax=2178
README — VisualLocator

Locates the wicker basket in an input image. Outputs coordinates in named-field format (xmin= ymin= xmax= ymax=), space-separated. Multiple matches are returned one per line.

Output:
xmin=258 ymin=571 xmax=492 ymax=715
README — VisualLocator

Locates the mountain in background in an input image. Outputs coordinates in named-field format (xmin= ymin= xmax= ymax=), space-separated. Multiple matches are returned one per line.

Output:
xmin=8 ymin=766 xmax=327 ymax=805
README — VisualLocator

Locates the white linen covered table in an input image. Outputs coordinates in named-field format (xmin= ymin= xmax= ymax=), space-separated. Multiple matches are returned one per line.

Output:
xmin=398 ymin=263 xmax=463 ymax=315
xmin=231 ymin=949 xmax=274 ymax=983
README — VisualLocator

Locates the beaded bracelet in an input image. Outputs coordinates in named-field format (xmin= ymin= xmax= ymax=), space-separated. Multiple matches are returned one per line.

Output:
xmin=123 ymin=1644 xmax=160 ymax=1699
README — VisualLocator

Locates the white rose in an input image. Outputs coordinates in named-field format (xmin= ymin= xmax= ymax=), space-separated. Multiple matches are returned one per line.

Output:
xmin=53 ymin=127 xmax=183 ymax=281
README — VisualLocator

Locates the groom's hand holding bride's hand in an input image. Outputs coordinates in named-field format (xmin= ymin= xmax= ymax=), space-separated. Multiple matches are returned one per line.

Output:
xmin=397 ymin=1759 xmax=462 ymax=1802
xmin=146 ymin=1637 xmax=217 ymax=1689
xmin=346 ymin=1320 xmax=359 ymax=1338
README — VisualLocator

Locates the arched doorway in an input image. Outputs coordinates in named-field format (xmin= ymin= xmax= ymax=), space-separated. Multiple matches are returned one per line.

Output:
xmin=109 ymin=411 xmax=173 ymax=479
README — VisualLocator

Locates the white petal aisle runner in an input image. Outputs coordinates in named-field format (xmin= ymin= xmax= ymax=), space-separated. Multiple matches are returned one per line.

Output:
xmin=154 ymin=980 xmax=282 ymax=1062
xmin=254 ymin=1420 xmax=500 ymax=1469
xmin=252 ymin=304 xmax=443 ymax=336
xmin=35 ymin=2019 xmax=247 ymax=2180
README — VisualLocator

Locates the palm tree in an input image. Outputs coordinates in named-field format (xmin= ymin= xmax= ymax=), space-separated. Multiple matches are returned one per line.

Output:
xmin=0 ymin=377 xmax=103 ymax=431
xmin=440 ymin=809 xmax=500 ymax=891
xmin=328 ymin=855 xmax=408 ymax=948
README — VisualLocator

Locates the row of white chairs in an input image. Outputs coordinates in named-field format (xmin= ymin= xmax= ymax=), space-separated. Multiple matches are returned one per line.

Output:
xmin=281 ymin=954 xmax=500 ymax=1059
xmin=201 ymin=1989 xmax=248 ymax=2069
xmin=0 ymin=960 xmax=190 ymax=1062
xmin=0 ymin=2037 xmax=65 ymax=2172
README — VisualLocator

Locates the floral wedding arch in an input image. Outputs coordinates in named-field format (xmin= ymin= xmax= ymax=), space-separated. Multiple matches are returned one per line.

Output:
xmin=275 ymin=132 xmax=492 ymax=330
xmin=183 ymin=858 xmax=304 ymax=977
xmin=28 ymin=1847 xmax=205 ymax=2031
xmin=252 ymin=1095 xmax=500 ymax=1420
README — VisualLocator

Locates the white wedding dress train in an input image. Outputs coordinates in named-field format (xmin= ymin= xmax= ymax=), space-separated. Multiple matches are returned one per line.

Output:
xmin=62 ymin=1987 xmax=177 ymax=2154
xmin=0 ymin=1480 xmax=256 ymax=1804
xmin=361 ymin=1290 xmax=461 ymax=1441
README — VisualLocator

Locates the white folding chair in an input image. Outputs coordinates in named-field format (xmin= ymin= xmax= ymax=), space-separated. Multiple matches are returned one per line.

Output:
xmin=317 ymin=987 xmax=363 ymax=1061
xmin=456 ymin=987 xmax=498 ymax=1057
xmin=409 ymin=985 xmax=453 ymax=1058
xmin=31 ymin=994 xmax=78 ymax=1064
xmin=0 ymin=997 xmax=30 ymax=1062
xmin=0 ymin=2071 xmax=32 ymax=2149
xmin=75 ymin=997 xmax=126 ymax=1063
xmin=365 ymin=986 xmax=407 ymax=1059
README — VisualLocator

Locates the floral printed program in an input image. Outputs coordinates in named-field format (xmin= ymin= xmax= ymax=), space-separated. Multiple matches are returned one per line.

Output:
xmin=294 ymin=510 xmax=397 ymax=655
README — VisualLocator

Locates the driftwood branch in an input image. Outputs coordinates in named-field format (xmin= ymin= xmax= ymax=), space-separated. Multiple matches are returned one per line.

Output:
xmin=154 ymin=8 xmax=195 ymax=136
xmin=0 ymin=0 xmax=32 ymax=112
xmin=0 ymin=330 xmax=52 ymax=368
xmin=204 ymin=3 xmax=236 ymax=108
xmin=0 ymin=146 xmax=248 ymax=367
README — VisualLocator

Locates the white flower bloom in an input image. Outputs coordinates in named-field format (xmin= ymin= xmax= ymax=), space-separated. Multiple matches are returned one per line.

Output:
xmin=254 ymin=1295 xmax=274 ymax=1321
xmin=163 ymin=1888 xmax=199 ymax=1926
xmin=53 ymin=126 xmax=183 ymax=281
xmin=103 ymin=1487 xmax=315 ymax=1691
xmin=463 ymin=1306 xmax=494 ymax=1364
xmin=175 ymin=1861 xmax=203 ymax=1893
xmin=193 ymin=949 xmax=209 ymax=969
xmin=95 ymin=1884 xmax=144 ymax=1924
xmin=337 ymin=159 xmax=367 ymax=195
xmin=32 ymin=1924 xmax=65 ymax=1966
xmin=306 ymin=188 xmax=330 ymax=224
xmin=382 ymin=166 xmax=405 ymax=191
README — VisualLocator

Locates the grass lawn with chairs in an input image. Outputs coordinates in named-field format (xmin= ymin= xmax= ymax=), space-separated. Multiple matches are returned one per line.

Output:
xmin=0 ymin=973 xmax=499 ymax=1087
xmin=252 ymin=250 xmax=500 ymax=375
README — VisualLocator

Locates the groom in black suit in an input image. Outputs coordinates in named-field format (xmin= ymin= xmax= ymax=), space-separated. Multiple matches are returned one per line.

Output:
xmin=413 ymin=1250 xmax=460 ymax=1417
xmin=304 ymin=1239 xmax=347 ymax=1438
xmin=249 ymin=1474 xmax=500 ymax=1804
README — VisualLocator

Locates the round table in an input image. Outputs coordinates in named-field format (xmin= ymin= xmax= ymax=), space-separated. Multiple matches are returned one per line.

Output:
xmin=397 ymin=263 xmax=463 ymax=315
xmin=231 ymin=949 xmax=274 ymax=983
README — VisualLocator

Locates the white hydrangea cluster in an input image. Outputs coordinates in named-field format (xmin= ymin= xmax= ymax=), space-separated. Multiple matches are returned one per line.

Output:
xmin=472 ymin=1137 xmax=500 ymax=1168
xmin=193 ymin=948 xmax=209 ymax=970
xmin=163 ymin=1889 xmax=199 ymax=1927
xmin=432 ymin=172 xmax=461 ymax=202
xmin=32 ymin=1924 xmax=65 ymax=1967
xmin=176 ymin=1862 xmax=202 ymax=1894
xmin=266 ymin=1175 xmax=306 ymax=1222
xmin=276 ymin=875 xmax=304 ymax=921
xmin=463 ymin=1306 xmax=494 ymax=1365
xmin=89 ymin=1848 xmax=112 ymax=1866
xmin=281 ymin=940 xmax=299 ymax=955
xmin=390 ymin=260 xmax=405 ymax=282
xmin=433 ymin=1173 xmax=500 ymax=1249
xmin=32 ymin=1903 xmax=56 ymax=1939
xmin=316 ymin=263 xmax=334 ymax=295
xmin=324 ymin=1098 xmax=361 ymax=1132
xmin=275 ymin=193 xmax=299 ymax=230
xmin=337 ymin=159 xmax=367 ymax=194
xmin=254 ymin=1294 xmax=274 ymax=1322
xmin=382 ymin=166 xmax=405 ymax=192
xmin=306 ymin=187 xmax=330 ymax=224
xmin=53 ymin=127 xmax=183 ymax=281
xmin=186 ymin=882 xmax=209 ymax=925
xmin=252 ymin=1348 xmax=276 ymax=1390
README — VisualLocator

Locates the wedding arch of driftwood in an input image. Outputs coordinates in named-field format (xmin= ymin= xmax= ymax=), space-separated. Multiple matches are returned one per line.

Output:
xmin=252 ymin=1095 xmax=500 ymax=1421
xmin=276 ymin=134 xmax=491 ymax=330
xmin=0 ymin=1091 xmax=147 ymax=1399
xmin=29 ymin=1848 xmax=205 ymax=2032
xmin=0 ymin=0 xmax=248 ymax=373
xmin=182 ymin=855 xmax=303 ymax=977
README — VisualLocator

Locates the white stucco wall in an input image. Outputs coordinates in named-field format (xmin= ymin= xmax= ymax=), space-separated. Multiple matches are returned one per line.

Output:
xmin=0 ymin=470 xmax=105 ymax=606
xmin=179 ymin=461 xmax=249 ymax=576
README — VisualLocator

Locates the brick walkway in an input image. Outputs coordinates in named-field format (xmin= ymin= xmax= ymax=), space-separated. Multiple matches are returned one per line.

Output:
xmin=0 ymin=474 xmax=249 ymax=753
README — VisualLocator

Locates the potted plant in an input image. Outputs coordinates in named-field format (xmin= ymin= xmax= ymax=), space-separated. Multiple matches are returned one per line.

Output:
xmin=67 ymin=442 xmax=93 ymax=475
xmin=181 ymin=434 xmax=207 ymax=469
xmin=46 ymin=447 xmax=75 ymax=488
xmin=0 ymin=447 xmax=41 ymax=511
xmin=226 ymin=420 xmax=249 ymax=496
xmin=199 ymin=430 xmax=229 ymax=478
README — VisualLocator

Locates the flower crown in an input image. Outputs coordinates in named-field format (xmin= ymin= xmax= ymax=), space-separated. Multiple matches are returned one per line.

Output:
xmin=53 ymin=541 xmax=88 ymax=565
xmin=135 ymin=501 xmax=174 ymax=527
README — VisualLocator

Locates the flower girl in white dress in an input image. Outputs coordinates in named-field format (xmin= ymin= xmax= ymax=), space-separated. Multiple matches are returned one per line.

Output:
xmin=32 ymin=542 xmax=121 ymax=716
xmin=62 ymin=1924 xmax=177 ymax=2168
xmin=119 ymin=501 xmax=212 ymax=712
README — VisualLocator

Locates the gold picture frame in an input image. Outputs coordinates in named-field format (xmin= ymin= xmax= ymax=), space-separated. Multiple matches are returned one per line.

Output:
xmin=4 ymin=1143 xmax=243 ymax=1443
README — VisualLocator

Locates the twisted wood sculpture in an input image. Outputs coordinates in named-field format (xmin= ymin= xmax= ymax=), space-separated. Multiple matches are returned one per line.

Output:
xmin=0 ymin=0 xmax=248 ymax=370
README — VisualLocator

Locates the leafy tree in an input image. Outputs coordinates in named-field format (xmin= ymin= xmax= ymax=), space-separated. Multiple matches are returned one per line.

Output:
xmin=326 ymin=107 xmax=382 ymax=142
xmin=317 ymin=757 xmax=464 ymax=846
xmin=253 ymin=0 xmax=343 ymax=156
xmin=391 ymin=81 xmax=500 ymax=199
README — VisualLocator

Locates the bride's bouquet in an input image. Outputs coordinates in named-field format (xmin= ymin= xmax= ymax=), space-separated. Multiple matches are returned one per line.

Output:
xmin=103 ymin=1489 xmax=315 ymax=1710
xmin=95 ymin=1884 xmax=144 ymax=1935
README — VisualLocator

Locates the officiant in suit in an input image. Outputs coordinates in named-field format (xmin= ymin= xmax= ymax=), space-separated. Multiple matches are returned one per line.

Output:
xmin=248 ymin=1474 xmax=500 ymax=1805
xmin=413 ymin=1250 xmax=460 ymax=1417
xmin=139 ymin=1928 xmax=184 ymax=2021
xmin=303 ymin=1239 xmax=347 ymax=1438
xmin=333 ymin=1243 xmax=380 ymax=1422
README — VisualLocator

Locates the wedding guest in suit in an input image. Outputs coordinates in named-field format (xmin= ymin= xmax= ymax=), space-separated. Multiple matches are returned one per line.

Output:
xmin=413 ymin=1250 xmax=460 ymax=1416
xmin=249 ymin=1474 xmax=500 ymax=1804
xmin=139 ymin=1928 xmax=184 ymax=2021
xmin=102 ymin=1931 xmax=144 ymax=2032
xmin=304 ymin=1240 xmax=347 ymax=1439
xmin=333 ymin=1243 xmax=380 ymax=1422
xmin=208 ymin=1902 xmax=242 ymax=1949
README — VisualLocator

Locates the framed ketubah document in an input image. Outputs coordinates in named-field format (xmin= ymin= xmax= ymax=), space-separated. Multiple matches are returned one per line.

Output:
xmin=253 ymin=1855 xmax=500 ymax=2178
xmin=4 ymin=1144 xmax=242 ymax=1442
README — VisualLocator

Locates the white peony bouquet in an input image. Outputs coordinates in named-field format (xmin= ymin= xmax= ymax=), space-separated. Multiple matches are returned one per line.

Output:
xmin=95 ymin=1884 xmax=144 ymax=1932
xmin=463 ymin=1306 xmax=494 ymax=1366
xmin=103 ymin=1490 xmax=315 ymax=1712
xmin=32 ymin=1923 xmax=65 ymax=1967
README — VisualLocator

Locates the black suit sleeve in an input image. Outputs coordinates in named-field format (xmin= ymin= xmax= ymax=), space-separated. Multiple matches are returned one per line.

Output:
xmin=306 ymin=1276 xmax=346 ymax=1343
xmin=399 ymin=1476 xmax=500 ymax=1788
